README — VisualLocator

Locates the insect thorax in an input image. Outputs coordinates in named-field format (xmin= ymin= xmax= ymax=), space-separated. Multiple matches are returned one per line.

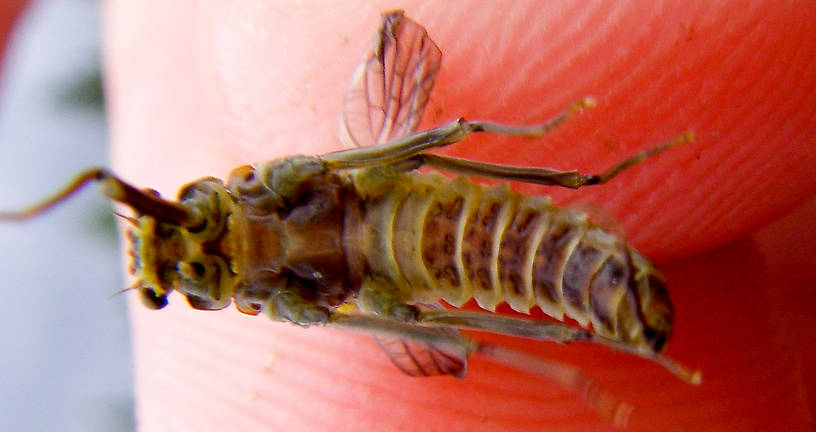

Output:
xmin=127 ymin=156 xmax=362 ymax=319
xmin=226 ymin=159 xmax=357 ymax=318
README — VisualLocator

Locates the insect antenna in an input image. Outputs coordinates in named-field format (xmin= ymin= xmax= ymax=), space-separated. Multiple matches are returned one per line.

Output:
xmin=112 ymin=211 xmax=138 ymax=224
xmin=0 ymin=169 xmax=104 ymax=220
xmin=107 ymin=281 xmax=141 ymax=300
xmin=0 ymin=168 xmax=201 ymax=226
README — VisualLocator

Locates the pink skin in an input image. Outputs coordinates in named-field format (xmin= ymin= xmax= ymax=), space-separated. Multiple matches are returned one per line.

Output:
xmin=0 ymin=1 xmax=27 ymax=73
xmin=102 ymin=1 xmax=816 ymax=431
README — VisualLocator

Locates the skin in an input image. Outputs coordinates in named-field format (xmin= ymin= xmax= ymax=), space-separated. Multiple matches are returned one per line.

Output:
xmin=0 ymin=1 xmax=27 ymax=76
xmin=101 ymin=1 xmax=815 ymax=431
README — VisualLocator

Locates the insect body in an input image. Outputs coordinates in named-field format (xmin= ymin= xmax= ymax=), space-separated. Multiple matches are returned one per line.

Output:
xmin=1 ymin=10 xmax=699 ymax=426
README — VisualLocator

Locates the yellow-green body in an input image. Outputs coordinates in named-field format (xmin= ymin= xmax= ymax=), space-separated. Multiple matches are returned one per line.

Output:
xmin=126 ymin=156 xmax=672 ymax=354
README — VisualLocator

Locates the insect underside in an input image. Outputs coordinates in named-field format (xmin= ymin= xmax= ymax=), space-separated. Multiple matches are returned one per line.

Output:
xmin=1 ymin=10 xmax=700 ymax=427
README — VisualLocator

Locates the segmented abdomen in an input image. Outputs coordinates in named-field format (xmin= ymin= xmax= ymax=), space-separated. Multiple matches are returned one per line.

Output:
xmin=355 ymin=171 xmax=645 ymax=341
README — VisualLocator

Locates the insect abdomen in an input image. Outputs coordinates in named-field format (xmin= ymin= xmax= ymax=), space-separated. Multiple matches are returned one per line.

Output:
xmin=361 ymin=171 xmax=645 ymax=340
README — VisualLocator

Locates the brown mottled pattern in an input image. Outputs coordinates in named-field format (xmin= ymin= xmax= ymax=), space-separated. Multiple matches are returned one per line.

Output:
xmin=589 ymin=255 xmax=630 ymax=337
xmin=421 ymin=200 xmax=460 ymax=283
xmin=354 ymin=170 xmax=650 ymax=341
xmin=416 ymin=175 xmax=472 ymax=306
xmin=561 ymin=241 xmax=604 ymax=326
xmin=461 ymin=202 xmax=498 ymax=291
xmin=461 ymin=185 xmax=515 ymax=311
xmin=499 ymin=199 xmax=551 ymax=313
xmin=498 ymin=207 xmax=537 ymax=309
xmin=532 ymin=215 xmax=583 ymax=320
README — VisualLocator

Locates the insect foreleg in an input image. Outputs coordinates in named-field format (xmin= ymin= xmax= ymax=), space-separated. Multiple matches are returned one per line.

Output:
xmin=0 ymin=168 xmax=199 ymax=225
xmin=323 ymin=97 xmax=597 ymax=170
xmin=414 ymin=131 xmax=694 ymax=189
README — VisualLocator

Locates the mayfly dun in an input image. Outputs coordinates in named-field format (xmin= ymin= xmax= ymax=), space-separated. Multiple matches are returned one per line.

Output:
xmin=1 ymin=10 xmax=700 ymax=427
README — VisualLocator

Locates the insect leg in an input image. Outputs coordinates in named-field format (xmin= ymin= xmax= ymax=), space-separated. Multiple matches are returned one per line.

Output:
xmin=476 ymin=343 xmax=633 ymax=428
xmin=0 ymin=168 xmax=199 ymax=225
xmin=327 ymin=312 xmax=476 ymax=354
xmin=356 ymin=275 xmax=421 ymax=321
xmin=418 ymin=309 xmax=593 ymax=343
xmin=327 ymin=311 xmax=632 ymax=426
xmin=346 ymin=276 xmax=640 ymax=423
xmin=415 ymin=131 xmax=694 ymax=188
xmin=417 ymin=309 xmax=702 ymax=385
xmin=323 ymin=97 xmax=597 ymax=169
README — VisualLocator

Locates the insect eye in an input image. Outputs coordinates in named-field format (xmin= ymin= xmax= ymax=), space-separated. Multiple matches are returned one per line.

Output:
xmin=139 ymin=287 xmax=168 ymax=310
xmin=186 ymin=293 xmax=223 ymax=310
xmin=190 ymin=261 xmax=207 ymax=278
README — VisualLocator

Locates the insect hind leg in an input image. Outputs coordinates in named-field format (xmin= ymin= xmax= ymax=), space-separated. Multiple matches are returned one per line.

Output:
xmin=465 ymin=97 xmax=597 ymax=137
xmin=322 ymin=97 xmax=597 ymax=170
xmin=476 ymin=343 xmax=634 ymax=428
xmin=327 ymin=304 xmax=635 ymax=426
xmin=416 ymin=131 xmax=694 ymax=189
xmin=416 ymin=308 xmax=702 ymax=384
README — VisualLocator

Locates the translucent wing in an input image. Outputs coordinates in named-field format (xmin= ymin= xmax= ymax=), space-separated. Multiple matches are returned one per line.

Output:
xmin=374 ymin=328 xmax=468 ymax=378
xmin=340 ymin=10 xmax=442 ymax=149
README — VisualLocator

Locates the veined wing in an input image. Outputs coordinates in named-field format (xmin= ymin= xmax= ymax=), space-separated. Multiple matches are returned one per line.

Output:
xmin=375 ymin=328 xmax=468 ymax=378
xmin=340 ymin=10 xmax=442 ymax=149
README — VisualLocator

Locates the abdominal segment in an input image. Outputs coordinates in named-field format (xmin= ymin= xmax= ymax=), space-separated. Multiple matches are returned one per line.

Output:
xmin=356 ymin=171 xmax=641 ymax=340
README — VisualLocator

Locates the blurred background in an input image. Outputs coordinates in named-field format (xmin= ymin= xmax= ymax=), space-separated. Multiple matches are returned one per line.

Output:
xmin=0 ymin=0 xmax=133 ymax=431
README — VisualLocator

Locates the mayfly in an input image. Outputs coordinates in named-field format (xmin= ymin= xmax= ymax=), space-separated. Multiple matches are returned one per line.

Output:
xmin=2 ymin=10 xmax=699 ymax=427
